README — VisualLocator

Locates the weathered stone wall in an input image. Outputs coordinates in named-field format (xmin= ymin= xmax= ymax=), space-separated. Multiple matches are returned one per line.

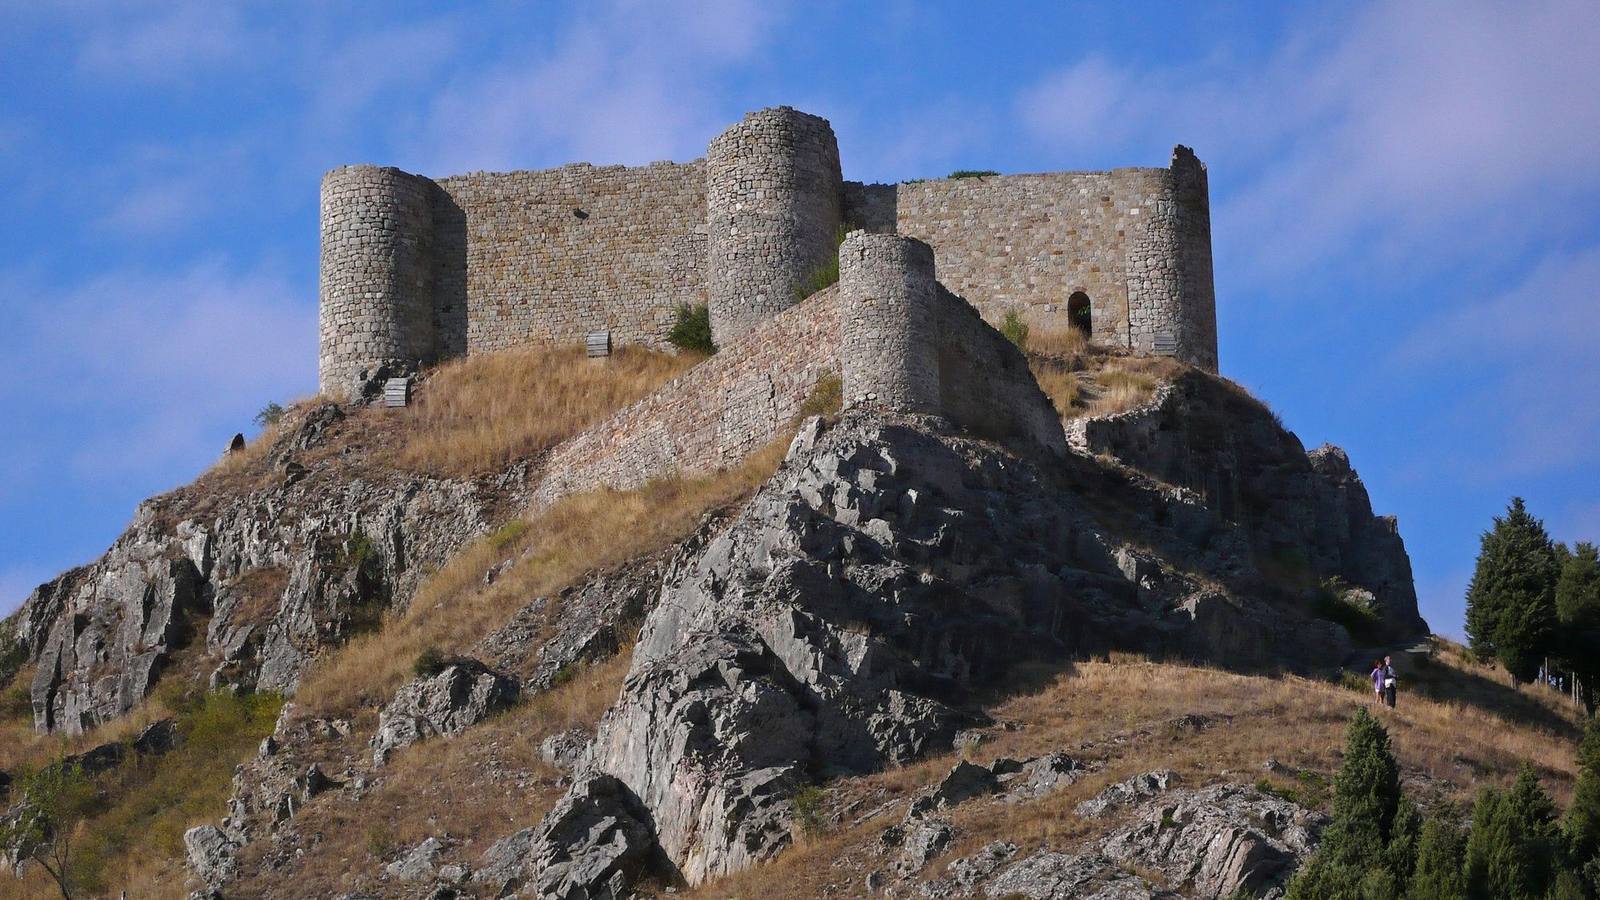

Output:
xmin=532 ymin=287 xmax=844 ymax=506
xmin=433 ymin=161 xmax=708 ymax=357
xmin=838 ymin=232 xmax=1067 ymax=459
xmin=846 ymin=146 xmax=1217 ymax=371
xmin=318 ymin=165 xmax=439 ymax=401
xmin=706 ymin=107 xmax=843 ymax=345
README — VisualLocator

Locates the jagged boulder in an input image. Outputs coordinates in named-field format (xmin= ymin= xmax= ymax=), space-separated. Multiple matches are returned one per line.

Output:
xmin=184 ymin=824 xmax=243 ymax=888
xmin=371 ymin=659 xmax=519 ymax=766
xmin=527 ymin=774 xmax=661 ymax=900
xmin=1075 ymin=770 xmax=1176 ymax=818
xmin=1099 ymin=783 xmax=1326 ymax=898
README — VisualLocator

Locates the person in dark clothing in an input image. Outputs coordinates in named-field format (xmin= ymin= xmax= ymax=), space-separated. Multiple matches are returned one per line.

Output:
xmin=1382 ymin=655 xmax=1397 ymax=708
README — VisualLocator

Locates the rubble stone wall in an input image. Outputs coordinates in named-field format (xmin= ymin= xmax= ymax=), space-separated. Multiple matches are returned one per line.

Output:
xmin=532 ymin=287 xmax=845 ymax=506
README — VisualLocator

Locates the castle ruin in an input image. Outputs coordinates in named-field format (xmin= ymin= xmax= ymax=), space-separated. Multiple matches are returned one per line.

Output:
xmin=318 ymin=106 xmax=1217 ymax=403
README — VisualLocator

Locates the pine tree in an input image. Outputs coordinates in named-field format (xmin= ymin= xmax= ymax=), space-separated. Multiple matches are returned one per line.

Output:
xmin=1557 ymin=543 xmax=1600 ymax=715
xmin=1407 ymin=816 xmax=1467 ymax=900
xmin=1466 ymin=766 xmax=1559 ymax=900
xmin=1565 ymin=717 xmax=1600 ymax=883
xmin=1286 ymin=708 xmax=1404 ymax=898
xmin=1463 ymin=498 xmax=1559 ymax=683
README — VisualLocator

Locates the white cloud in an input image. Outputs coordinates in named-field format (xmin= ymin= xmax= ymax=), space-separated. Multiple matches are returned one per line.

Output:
xmin=1390 ymin=244 xmax=1600 ymax=478
xmin=75 ymin=2 xmax=252 ymax=82
xmin=410 ymin=0 xmax=787 ymax=173
xmin=0 ymin=261 xmax=316 ymax=484
xmin=1016 ymin=0 xmax=1600 ymax=279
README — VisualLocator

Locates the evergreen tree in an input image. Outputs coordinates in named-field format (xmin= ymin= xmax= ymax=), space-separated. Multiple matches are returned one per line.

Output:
xmin=1463 ymin=498 xmax=1559 ymax=683
xmin=1286 ymin=708 xmax=1405 ymax=898
xmin=1466 ymin=766 xmax=1560 ymax=900
xmin=1565 ymin=717 xmax=1600 ymax=885
xmin=1557 ymin=543 xmax=1600 ymax=715
xmin=1406 ymin=816 xmax=1467 ymax=900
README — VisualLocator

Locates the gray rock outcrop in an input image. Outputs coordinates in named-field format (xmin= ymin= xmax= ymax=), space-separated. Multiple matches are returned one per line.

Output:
xmin=14 ymin=402 xmax=530 ymax=734
xmin=370 ymin=659 xmax=518 ymax=766
xmin=529 ymin=400 xmax=1409 ymax=893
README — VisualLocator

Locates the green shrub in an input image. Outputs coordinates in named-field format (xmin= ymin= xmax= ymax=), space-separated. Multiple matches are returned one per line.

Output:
xmin=667 ymin=304 xmax=715 ymax=355
xmin=1287 ymin=708 xmax=1404 ymax=898
xmin=1001 ymin=310 xmax=1030 ymax=349
xmin=794 ymin=224 xmax=852 ymax=301
xmin=1313 ymin=581 xmax=1383 ymax=639
xmin=489 ymin=519 xmax=529 ymax=550
xmin=253 ymin=402 xmax=285 ymax=428
xmin=413 ymin=646 xmax=447 ymax=678
xmin=948 ymin=169 xmax=999 ymax=179
xmin=792 ymin=784 xmax=828 ymax=836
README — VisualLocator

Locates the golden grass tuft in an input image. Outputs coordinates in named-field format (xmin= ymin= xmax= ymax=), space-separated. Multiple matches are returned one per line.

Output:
xmin=1022 ymin=327 xmax=1181 ymax=422
xmin=385 ymin=344 xmax=699 ymax=477
xmin=296 ymin=436 xmax=792 ymax=717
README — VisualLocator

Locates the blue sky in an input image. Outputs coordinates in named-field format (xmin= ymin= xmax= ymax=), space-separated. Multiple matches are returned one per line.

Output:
xmin=2 ymin=1 xmax=1597 ymax=638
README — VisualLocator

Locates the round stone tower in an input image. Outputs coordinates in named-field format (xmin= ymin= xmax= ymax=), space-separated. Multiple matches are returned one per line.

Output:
xmin=838 ymin=232 xmax=941 ymax=413
xmin=706 ymin=107 xmax=844 ymax=346
xmin=1124 ymin=146 xmax=1218 ymax=372
xmin=317 ymin=165 xmax=437 ymax=401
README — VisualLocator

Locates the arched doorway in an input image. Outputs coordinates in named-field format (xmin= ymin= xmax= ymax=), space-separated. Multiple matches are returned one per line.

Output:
xmin=1068 ymin=291 xmax=1091 ymax=338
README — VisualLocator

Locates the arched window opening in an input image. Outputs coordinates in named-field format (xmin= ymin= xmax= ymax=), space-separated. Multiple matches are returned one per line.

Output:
xmin=1068 ymin=291 xmax=1092 ymax=338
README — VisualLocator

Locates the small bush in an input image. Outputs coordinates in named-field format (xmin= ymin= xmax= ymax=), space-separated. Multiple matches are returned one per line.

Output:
xmin=797 ymin=374 xmax=842 ymax=420
xmin=413 ymin=646 xmax=447 ymax=678
xmin=550 ymin=662 xmax=581 ymax=689
xmin=488 ymin=519 xmax=529 ymax=550
xmin=794 ymin=224 xmax=852 ymax=301
xmin=253 ymin=402 xmax=285 ymax=428
xmin=1001 ymin=310 xmax=1030 ymax=349
xmin=948 ymin=169 xmax=999 ymax=179
xmin=667 ymin=304 xmax=715 ymax=355
xmin=1314 ymin=583 xmax=1382 ymax=639
xmin=792 ymin=784 xmax=828 ymax=836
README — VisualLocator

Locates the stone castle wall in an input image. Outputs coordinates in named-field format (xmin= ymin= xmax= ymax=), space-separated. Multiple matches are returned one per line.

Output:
xmin=838 ymin=232 xmax=1067 ymax=459
xmin=532 ymin=286 xmax=844 ymax=506
xmin=706 ymin=107 xmax=843 ymax=345
xmin=318 ymin=107 xmax=1217 ymax=400
xmin=843 ymin=146 xmax=1217 ymax=370
xmin=433 ymin=161 xmax=708 ymax=358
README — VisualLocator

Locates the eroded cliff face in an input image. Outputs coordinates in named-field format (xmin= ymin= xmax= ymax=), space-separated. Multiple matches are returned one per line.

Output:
xmin=15 ymin=403 xmax=528 ymax=734
xmin=540 ymin=400 xmax=1425 ymax=892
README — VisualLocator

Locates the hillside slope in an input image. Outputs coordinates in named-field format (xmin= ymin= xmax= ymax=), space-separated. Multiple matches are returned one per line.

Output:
xmin=0 ymin=333 xmax=1461 ymax=898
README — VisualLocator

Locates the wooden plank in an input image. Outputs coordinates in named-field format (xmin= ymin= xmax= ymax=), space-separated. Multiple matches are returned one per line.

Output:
xmin=586 ymin=330 xmax=612 ymax=358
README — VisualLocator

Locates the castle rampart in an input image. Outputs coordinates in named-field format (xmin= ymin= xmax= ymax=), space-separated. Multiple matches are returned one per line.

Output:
xmin=317 ymin=106 xmax=1217 ymax=401
xmin=706 ymin=107 xmax=843 ymax=345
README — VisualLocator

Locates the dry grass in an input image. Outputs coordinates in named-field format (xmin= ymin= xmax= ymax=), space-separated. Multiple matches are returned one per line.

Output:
xmin=384 ymin=344 xmax=699 ymax=477
xmin=1023 ymin=327 xmax=1181 ymax=423
xmin=231 ymin=651 xmax=632 ymax=899
xmin=685 ymin=653 xmax=1585 ymax=900
xmin=296 ymin=436 xmax=792 ymax=717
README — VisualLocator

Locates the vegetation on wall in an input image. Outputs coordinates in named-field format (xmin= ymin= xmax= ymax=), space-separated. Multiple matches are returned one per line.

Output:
xmin=794 ymin=224 xmax=852 ymax=301
xmin=1000 ymin=310 xmax=1030 ymax=349
xmin=948 ymin=169 xmax=1000 ymax=179
xmin=667 ymin=304 xmax=716 ymax=355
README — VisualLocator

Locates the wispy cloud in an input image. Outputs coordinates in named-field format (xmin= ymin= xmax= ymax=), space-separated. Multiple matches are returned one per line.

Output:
xmin=411 ymin=0 xmax=788 ymax=173
xmin=0 ymin=261 xmax=316 ymax=485
xmin=75 ymin=2 xmax=253 ymax=83
xmin=1016 ymin=0 xmax=1600 ymax=279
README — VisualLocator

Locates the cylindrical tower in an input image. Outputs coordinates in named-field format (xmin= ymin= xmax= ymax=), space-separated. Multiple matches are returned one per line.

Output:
xmin=1123 ymin=146 xmax=1218 ymax=372
xmin=838 ymin=232 xmax=941 ymax=414
xmin=706 ymin=107 xmax=843 ymax=345
xmin=318 ymin=165 xmax=437 ymax=401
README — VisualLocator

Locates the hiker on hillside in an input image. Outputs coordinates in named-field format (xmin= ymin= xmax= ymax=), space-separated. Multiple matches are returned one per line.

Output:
xmin=1371 ymin=658 xmax=1386 ymax=706
xmin=1382 ymin=654 xmax=1398 ymax=708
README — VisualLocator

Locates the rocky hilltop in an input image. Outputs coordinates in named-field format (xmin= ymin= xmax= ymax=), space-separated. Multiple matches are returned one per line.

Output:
xmin=0 ymin=326 xmax=1437 ymax=897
